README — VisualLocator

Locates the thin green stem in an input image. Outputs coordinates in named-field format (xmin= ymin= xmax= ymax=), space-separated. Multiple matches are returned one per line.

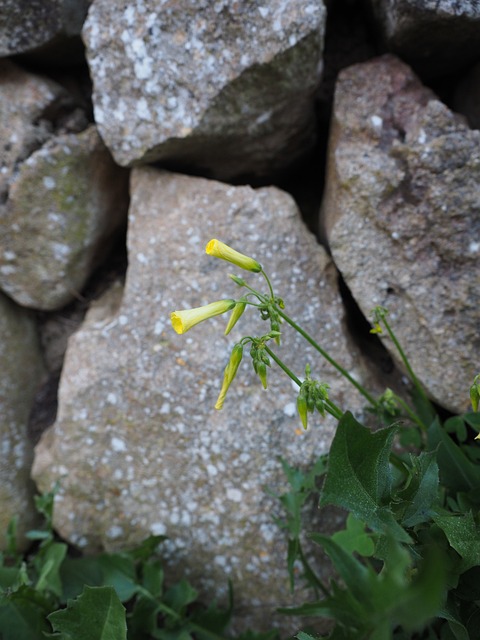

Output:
xmin=276 ymin=307 xmax=378 ymax=409
xmin=382 ymin=317 xmax=433 ymax=414
xmin=391 ymin=392 xmax=428 ymax=433
xmin=261 ymin=269 xmax=275 ymax=299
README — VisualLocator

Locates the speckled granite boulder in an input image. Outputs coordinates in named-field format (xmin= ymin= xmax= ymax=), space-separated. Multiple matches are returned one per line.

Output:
xmin=0 ymin=125 xmax=129 ymax=310
xmin=0 ymin=60 xmax=70 ymax=201
xmin=0 ymin=0 xmax=90 ymax=59
xmin=0 ymin=292 xmax=46 ymax=550
xmin=32 ymin=167 xmax=376 ymax=627
xmin=82 ymin=0 xmax=326 ymax=179
xmin=322 ymin=55 xmax=479 ymax=414
xmin=369 ymin=0 xmax=480 ymax=76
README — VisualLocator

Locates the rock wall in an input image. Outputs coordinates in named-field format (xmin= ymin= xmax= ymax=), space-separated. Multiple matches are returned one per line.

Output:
xmin=1 ymin=0 xmax=479 ymax=631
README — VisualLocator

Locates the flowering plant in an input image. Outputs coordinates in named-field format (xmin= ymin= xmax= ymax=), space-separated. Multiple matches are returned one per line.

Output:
xmin=172 ymin=239 xmax=480 ymax=639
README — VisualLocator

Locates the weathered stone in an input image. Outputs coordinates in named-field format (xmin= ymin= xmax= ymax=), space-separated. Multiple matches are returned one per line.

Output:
xmin=0 ymin=125 xmax=129 ymax=310
xmin=322 ymin=55 xmax=479 ymax=414
xmin=33 ymin=168 xmax=376 ymax=627
xmin=0 ymin=0 xmax=90 ymax=58
xmin=82 ymin=0 xmax=326 ymax=179
xmin=369 ymin=0 xmax=480 ymax=76
xmin=0 ymin=292 xmax=46 ymax=550
xmin=0 ymin=60 xmax=70 ymax=200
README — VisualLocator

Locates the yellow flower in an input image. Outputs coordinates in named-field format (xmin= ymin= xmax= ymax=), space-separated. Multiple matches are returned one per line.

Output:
xmin=206 ymin=239 xmax=262 ymax=273
xmin=171 ymin=299 xmax=236 ymax=334
xmin=215 ymin=343 xmax=243 ymax=410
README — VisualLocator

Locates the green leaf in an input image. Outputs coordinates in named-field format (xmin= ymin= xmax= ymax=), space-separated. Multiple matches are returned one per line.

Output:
xmin=0 ymin=584 xmax=52 ymax=640
xmin=331 ymin=514 xmax=375 ymax=557
xmin=60 ymin=556 xmax=104 ymax=602
xmin=163 ymin=579 xmax=198 ymax=613
xmin=0 ymin=565 xmax=22 ymax=590
xmin=320 ymin=412 xmax=409 ymax=542
xmin=34 ymin=542 xmax=67 ymax=597
xmin=396 ymin=450 xmax=439 ymax=527
xmin=428 ymin=419 xmax=480 ymax=495
xmin=97 ymin=554 xmax=139 ymax=602
xmin=48 ymin=585 xmax=127 ymax=640
xmin=433 ymin=511 xmax=480 ymax=573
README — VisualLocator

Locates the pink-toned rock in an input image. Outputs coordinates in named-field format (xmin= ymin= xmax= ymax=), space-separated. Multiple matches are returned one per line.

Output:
xmin=322 ymin=55 xmax=479 ymax=414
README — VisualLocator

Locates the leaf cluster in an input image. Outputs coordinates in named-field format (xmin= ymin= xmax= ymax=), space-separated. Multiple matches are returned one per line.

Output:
xmin=276 ymin=410 xmax=480 ymax=639
xmin=0 ymin=491 xmax=275 ymax=640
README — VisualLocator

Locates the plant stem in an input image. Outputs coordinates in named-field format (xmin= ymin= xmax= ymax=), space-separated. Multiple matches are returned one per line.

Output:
xmin=275 ymin=307 xmax=378 ymax=409
xmin=391 ymin=392 xmax=427 ymax=433
xmin=261 ymin=269 xmax=275 ymax=300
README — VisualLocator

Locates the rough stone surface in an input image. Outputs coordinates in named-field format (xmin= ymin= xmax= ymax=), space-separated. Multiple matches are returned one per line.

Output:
xmin=0 ymin=125 xmax=129 ymax=310
xmin=0 ymin=60 xmax=71 ymax=201
xmin=322 ymin=55 xmax=479 ymax=414
xmin=82 ymin=0 xmax=326 ymax=179
xmin=0 ymin=0 xmax=90 ymax=57
xmin=33 ymin=167 xmax=376 ymax=626
xmin=369 ymin=0 xmax=480 ymax=76
xmin=0 ymin=292 xmax=46 ymax=550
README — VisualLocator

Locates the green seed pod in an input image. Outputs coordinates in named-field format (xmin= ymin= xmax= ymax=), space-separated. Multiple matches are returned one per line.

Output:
xmin=256 ymin=361 xmax=268 ymax=389
xmin=297 ymin=392 xmax=308 ymax=430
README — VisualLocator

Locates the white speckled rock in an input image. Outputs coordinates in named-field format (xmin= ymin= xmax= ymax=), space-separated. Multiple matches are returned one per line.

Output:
xmin=369 ymin=0 xmax=480 ymax=76
xmin=33 ymin=167 xmax=375 ymax=627
xmin=0 ymin=0 xmax=90 ymax=57
xmin=82 ymin=0 xmax=326 ymax=179
xmin=0 ymin=125 xmax=129 ymax=310
xmin=0 ymin=292 xmax=46 ymax=550
xmin=322 ymin=55 xmax=480 ymax=414
xmin=0 ymin=60 xmax=69 ymax=200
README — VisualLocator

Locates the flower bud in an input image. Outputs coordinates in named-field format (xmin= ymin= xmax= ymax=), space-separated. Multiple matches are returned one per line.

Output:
xmin=297 ymin=391 xmax=308 ymax=430
xmin=215 ymin=343 xmax=244 ymax=410
xmin=225 ymin=301 xmax=247 ymax=335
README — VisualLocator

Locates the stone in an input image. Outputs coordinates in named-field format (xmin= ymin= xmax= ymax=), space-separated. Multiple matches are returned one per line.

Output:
xmin=0 ymin=59 xmax=71 ymax=201
xmin=322 ymin=54 xmax=479 ymax=414
xmin=82 ymin=0 xmax=326 ymax=179
xmin=33 ymin=167 xmax=376 ymax=628
xmin=0 ymin=0 xmax=90 ymax=59
xmin=0 ymin=125 xmax=129 ymax=310
xmin=368 ymin=0 xmax=480 ymax=76
xmin=0 ymin=292 xmax=46 ymax=550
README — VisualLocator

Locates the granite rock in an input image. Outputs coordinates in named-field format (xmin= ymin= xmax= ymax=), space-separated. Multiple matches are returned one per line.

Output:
xmin=322 ymin=55 xmax=479 ymax=414
xmin=0 ymin=125 xmax=129 ymax=310
xmin=33 ymin=167 xmax=375 ymax=626
xmin=82 ymin=0 xmax=326 ymax=179
xmin=0 ymin=292 xmax=46 ymax=550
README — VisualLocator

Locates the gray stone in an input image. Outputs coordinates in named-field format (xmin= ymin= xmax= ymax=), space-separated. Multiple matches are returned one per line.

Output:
xmin=0 ymin=125 xmax=129 ymax=310
xmin=0 ymin=0 xmax=90 ymax=58
xmin=0 ymin=60 xmax=70 ymax=200
xmin=0 ymin=292 xmax=46 ymax=550
xmin=369 ymin=0 xmax=480 ymax=76
xmin=322 ymin=54 xmax=480 ymax=414
xmin=82 ymin=0 xmax=326 ymax=179
xmin=33 ymin=167 xmax=376 ymax=627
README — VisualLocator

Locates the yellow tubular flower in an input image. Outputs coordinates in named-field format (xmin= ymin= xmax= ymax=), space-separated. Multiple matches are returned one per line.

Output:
xmin=171 ymin=299 xmax=236 ymax=334
xmin=206 ymin=239 xmax=262 ymax=273
xmin=215 ymin=343 xmax=243 ymax=410
xmin=224 ymin=301 xmax=247 ymax=335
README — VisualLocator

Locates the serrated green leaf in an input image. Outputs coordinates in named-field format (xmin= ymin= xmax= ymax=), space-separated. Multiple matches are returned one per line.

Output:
xmin=397 ymin=450 xmax=439 ymax=527
xmin=0 ymin=584 xmax=52 ymax=640
xmin=331 ymin=514 xmax=374 ymax=557
xmin=433 ymin=511 xmax=480 ymax=573
xmin=60 ymin=556 xmax=104 ymax=602
xmin=48 ymin=585 xmax=127 ymax=640
xmin=320 ymin=412 xmax=409 ymax=542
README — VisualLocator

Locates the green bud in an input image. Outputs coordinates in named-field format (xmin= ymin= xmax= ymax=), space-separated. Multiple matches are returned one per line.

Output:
xmin=471 ymin=375 xmax=480 ymax=413
xmin=229 ymin=274 xmax=246 ymax=286
xmin=297 ymin=392 xmax=308 ymax=430
xmin=256 ymin=361 xmax=268 ymax=389
xmin=224 ymin=301 xmax=247 ymax=335
xmin=215 ymin=343 xmax=243 ymax=410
